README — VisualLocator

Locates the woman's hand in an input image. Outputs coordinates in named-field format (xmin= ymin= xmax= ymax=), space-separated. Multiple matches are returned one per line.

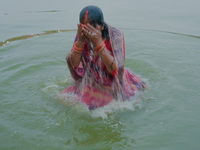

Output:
xmin=81 ymin=23 xmax=103 ymax=48
xmin=77 ymin=24 xmax=85 ymax=43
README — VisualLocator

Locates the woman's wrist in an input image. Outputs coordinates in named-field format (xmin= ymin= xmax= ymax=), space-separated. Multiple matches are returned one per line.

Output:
xmin=95 ymin=40 xmax=106 ymax=53
xmin=76 ymin=40 xmax=84 ymax=48
xmin=98 ymin=47 xmax=107 ymax=56
xmin=93 ymin=38 xmax=103 ymax=48
xmin=73 ymin=41 xmax=84 ymax=53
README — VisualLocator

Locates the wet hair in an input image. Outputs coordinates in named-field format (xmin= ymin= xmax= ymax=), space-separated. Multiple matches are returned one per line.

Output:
xmin=79 ymin=5 xmax=109 ymax=39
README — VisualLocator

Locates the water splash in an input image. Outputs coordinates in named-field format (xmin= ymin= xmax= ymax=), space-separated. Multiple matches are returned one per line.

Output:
xmin=56 ymin=89 xmax=144 ymax=119
xmin=90 ymin=93 xmax=143 ymax=119
xmin=42 ymin=76 xmax=146 ymax=120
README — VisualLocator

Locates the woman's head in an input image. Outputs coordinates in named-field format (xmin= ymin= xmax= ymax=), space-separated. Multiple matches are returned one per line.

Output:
xmin=79 ymin=5 xmax=109 ymax=39
xmin=79 ymin=5 xmax=104 ymax=27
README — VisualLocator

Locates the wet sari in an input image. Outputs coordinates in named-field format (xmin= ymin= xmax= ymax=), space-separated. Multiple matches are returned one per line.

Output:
xmin=62 ymin=24 xmax=145 ymax=110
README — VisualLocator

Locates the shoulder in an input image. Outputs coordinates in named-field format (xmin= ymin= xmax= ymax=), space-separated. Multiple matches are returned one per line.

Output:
xmin=107 ymin=24 xmax=123 ymax=36
xmin=106 ymin=24 xmax=124 ymax=43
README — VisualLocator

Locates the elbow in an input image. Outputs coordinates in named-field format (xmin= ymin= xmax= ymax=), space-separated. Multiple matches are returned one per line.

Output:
xmin=66 ymin=53 xmax=70 ymax=65
xmin=111 ymin=69 xmax=118 ymax=77
xmin=110 ymin=63 xmax=117 ymax=76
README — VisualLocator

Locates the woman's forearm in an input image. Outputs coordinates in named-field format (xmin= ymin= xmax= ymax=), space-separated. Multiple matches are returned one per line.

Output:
xmin=99 ymin=48 xmax=117 ymax=74
xmin=69 ymin=41 xmax=84 ymax=68
xmin=71 ymin=51 xmax=82 ymax=68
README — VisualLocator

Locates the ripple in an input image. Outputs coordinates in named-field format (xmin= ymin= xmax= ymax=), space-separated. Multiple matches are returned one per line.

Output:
xmin=1 ymin=28 xmax=199 ymax=47
xmin=23 ymin=10 xmax=66 ymax=13
xmin=121 ymin=28 xmax=200 ymax=39
xmin=0 ymin=29 xmax=76 ymax=47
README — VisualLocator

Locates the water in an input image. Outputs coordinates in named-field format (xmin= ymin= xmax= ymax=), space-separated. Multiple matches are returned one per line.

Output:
xmin=0 ymin=0 xmax=200 ymax=149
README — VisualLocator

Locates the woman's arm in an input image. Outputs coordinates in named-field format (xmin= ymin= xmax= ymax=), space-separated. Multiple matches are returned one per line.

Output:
xmin=69 ymin=40 xmax=84 ymax=69
xmin=69 ymin=24 xmax=85 ymax=68
xmin=98 ymin=47 xmax=117 ymax=75
xmin=66 ymin=24 xmax=85 ymax=80
xmin=81 ymin=23 xmax=117 ymax=75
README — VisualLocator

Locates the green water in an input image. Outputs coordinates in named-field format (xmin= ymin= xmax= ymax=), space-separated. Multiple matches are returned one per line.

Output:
xmin=1 ymin=0 xmax=200 ymax=149
xmin=1 ymin=30 xmax=200 ymax=149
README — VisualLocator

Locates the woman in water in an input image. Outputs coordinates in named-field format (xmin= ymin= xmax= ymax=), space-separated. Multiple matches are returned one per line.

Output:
xmin=62 ymin=5 xmax=146 ymax=110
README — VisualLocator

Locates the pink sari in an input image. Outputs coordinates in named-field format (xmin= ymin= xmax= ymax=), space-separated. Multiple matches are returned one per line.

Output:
xmin=62 ymin=24 xmax=146 ymax=110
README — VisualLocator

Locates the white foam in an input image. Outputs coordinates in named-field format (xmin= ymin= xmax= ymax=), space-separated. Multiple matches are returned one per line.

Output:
xmin=57 ymin=91 xmax=143 ymax=120
xmin=41 ymin=84 xmax=59 ymax=94
xmin=43 ymin=77 xmax=146 ymax=120
xmin=90 ymin=92 xmax=142 ymax=119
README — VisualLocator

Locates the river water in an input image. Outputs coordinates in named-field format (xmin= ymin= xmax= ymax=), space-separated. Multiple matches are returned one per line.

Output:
xmin=0 ymin=0 xmax=200 ymax=149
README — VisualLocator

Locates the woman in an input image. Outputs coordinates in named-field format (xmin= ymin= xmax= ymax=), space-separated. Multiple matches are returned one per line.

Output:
xmin=62 ymin=5 xmax=146 ymax=110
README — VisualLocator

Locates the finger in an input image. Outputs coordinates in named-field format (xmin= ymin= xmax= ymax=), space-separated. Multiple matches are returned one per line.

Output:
xmin=86 ymin=23 xmax=96 ymax=32
xmin=82 ymin=27 xmax=90 ymax=38
xmin=77 ymin=24 xmax=79 ymax=30
xmin=96 ymin=25 xmax=102 ymax=34
xmin=89 ymin=24 xmax=102 ymax=35
xmin=97 ymin=25 xmax=100 ymax=30
xmin=83 ymin=26 xmax=100 ymax=39
xmin=82 ymin=24 xmax=93 ymax=33
xmin=82 ymin=26 xmax=92 ymax=36
xmin=87 ymin=24 xmax=101 ymax=35
xmin=77 ymin=24 xmax=81 ymax=29
xmin=77 ymin=24 xmax=82 ymax=32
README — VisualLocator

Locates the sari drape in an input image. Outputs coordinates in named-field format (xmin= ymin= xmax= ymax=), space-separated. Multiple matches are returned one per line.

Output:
xmin=63 ymin=24 xmax=145 ymax=110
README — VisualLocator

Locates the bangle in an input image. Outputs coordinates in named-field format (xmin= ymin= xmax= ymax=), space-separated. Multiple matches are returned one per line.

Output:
xmin=73 ymin=43 xmax=84 ymax=52
xmin=98 ymin=44 xmax=106 ymax=53
xmin=73 ymin=48 xmax=83 ymax=54
xmin=73 ymin=49 xmax=82 ymax=55
xmin=95 ymin=41 xmax=106 ymax=53
xmin=95 ymin=41 xmax=104 ymax=50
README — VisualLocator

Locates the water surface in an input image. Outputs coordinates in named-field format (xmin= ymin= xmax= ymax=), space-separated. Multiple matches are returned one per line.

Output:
xmin=0 ymin=0 xmax=200 ymax=149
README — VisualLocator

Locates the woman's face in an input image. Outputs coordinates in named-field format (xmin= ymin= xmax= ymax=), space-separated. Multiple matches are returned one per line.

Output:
xmin=81 ymin=19 xmax=103 ymax=42
xmin=82 ymin=19 xmax=103 ymax=33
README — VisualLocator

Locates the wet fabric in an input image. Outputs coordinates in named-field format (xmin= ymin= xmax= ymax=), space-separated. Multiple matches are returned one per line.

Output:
xmin=62 ymin=24 xmax=145 ymax=110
